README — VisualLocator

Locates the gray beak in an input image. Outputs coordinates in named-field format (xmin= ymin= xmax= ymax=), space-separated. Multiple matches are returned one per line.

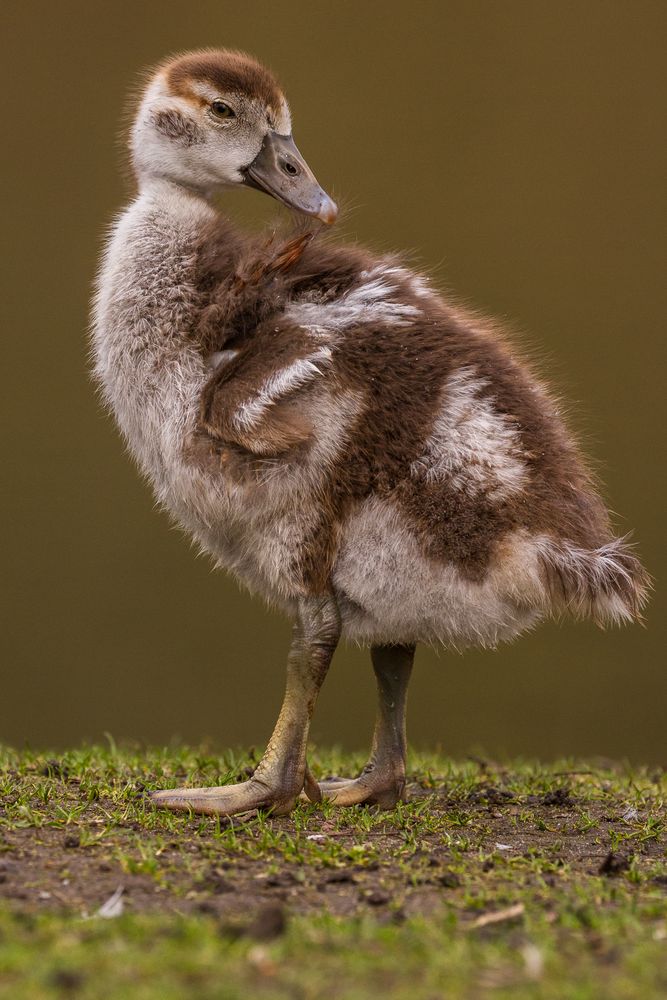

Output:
xmin=242 ymin=132 xmax=338 ymax=225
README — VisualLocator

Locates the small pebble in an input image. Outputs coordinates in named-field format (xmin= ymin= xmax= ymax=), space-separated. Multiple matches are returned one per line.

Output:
xmin=364 ymin=890 xmax=390 ymax=906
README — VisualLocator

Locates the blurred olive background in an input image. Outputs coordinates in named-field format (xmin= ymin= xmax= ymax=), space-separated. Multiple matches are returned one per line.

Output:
xmin=1 ymin=1 xmax=665 ymax=762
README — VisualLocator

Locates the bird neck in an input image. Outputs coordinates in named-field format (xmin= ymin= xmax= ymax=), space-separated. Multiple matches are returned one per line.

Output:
xmin=136 ymin=174 xmax=215 ymax=210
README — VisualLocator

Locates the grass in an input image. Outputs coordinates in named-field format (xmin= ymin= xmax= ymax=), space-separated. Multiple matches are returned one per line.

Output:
xmin=0 ymin=744 xmax=666 ymax=998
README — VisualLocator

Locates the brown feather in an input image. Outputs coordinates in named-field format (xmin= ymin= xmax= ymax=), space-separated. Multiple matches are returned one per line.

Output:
xmin=191 ymin=216 xmax=648 ymax=611
xmin=166 ymin=49 xmax=285 ymax=113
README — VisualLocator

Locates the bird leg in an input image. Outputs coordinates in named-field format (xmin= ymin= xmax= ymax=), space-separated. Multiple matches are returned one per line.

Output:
xmin=150 ymin=593 xmax=340 ymax=816
xmin=307 ymin=643 xmax=415 ymax=808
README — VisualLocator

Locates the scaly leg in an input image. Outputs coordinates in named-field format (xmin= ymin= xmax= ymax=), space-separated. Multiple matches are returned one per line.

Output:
xmin=308 ymin=643 xmax=415 ymax=808
xmin=150 ymin=593 xmax=340 ymax=816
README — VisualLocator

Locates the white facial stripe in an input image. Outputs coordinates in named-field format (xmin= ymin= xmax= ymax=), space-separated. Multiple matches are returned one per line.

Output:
xmin=188 ymin=80 xmax=226 ymax=104
xmin=411 ymin=367 xmax=527 ymax=499
xmin=233 ymin=347 xmax=333 ymax=432
xmin=176 ymin=79 xmax=290 ymax=132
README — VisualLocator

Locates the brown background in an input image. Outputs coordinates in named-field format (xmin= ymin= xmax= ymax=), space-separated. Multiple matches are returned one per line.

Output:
xmin=1 ymin=1 xmax=665 ymax=761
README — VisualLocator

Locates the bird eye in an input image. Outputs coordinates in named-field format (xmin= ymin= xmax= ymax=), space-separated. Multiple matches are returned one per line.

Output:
xmin=210 ymin=101 xmax=235 ymax=120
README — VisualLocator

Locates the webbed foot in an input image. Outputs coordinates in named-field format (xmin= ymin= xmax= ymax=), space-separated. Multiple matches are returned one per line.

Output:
xmin=150 ymin=777 xmax=298 ymax=817
xmin=304 ymin=764 xmax=406 ymax=809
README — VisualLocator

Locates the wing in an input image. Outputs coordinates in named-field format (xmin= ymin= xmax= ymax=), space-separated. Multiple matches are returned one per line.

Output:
xmin=198 ymin=322 xmax=333 ymax=457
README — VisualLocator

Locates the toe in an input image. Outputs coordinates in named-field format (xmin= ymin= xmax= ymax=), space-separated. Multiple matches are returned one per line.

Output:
xmin=149 ymin=786 xmax=230 ymax=814
xmin=319 ymin=776 xmax=403 ymax=809
xmin=149 ymin=780 xmax=298 ymax=817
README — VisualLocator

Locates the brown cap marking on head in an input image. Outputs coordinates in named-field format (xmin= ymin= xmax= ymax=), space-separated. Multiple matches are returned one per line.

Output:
xmin=165 ymin=49 xmax=285 ymax=113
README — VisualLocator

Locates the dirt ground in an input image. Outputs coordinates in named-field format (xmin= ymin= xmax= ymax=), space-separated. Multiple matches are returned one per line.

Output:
xmin=2 ymin=756 xmax=665 ymax=930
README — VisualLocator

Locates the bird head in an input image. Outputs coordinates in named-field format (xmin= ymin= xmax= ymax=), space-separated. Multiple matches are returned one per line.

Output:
xmin=130 ymin=48 xmax=338 ymax=224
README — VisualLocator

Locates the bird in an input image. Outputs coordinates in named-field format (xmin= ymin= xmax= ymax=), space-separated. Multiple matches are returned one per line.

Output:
xmin=91 ymin=48 xmax=650 ymax=817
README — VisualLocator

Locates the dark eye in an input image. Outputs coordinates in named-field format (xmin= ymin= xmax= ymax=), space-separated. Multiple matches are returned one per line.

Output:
xmin=210 ymin=101 xmax=235 ymax=120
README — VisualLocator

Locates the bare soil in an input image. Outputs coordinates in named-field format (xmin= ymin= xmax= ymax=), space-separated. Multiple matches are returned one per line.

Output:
xmin=2 ymin=768 xmax=665 ymax=931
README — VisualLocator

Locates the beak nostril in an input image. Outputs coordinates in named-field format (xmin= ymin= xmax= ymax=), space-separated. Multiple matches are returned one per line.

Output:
xmin=244 ymin=132 xmax=335 ymax=222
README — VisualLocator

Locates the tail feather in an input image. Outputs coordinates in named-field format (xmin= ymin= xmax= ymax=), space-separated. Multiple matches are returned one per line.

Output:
xmin=537 ymin=535 xmax=651 ymax=626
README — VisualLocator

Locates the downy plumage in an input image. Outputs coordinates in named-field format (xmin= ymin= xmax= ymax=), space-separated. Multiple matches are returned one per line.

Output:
xmin=91 ymin=49 xmax=649 ymax=816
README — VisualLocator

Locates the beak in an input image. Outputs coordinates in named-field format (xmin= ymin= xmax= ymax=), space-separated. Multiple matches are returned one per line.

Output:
xmin=242 ymin=132 xmax=338 ymax=225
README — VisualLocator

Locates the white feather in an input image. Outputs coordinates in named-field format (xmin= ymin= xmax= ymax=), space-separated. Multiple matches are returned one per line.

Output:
xmin=233 ymin=347 xmax=333 ymax=432
xmin=411 ymin=367 xmax=528 ymax=500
